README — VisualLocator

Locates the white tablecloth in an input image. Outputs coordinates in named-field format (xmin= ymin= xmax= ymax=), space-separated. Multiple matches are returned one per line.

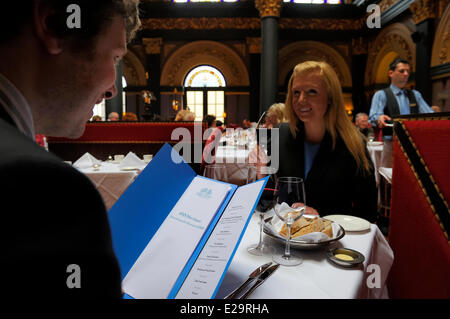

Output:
xmin=78 ymin=162 xmax=140 ymax=210
xmin=213 ymin=146 xmax=253 ymax=185
xmin=216 ymin=213 xmax=394 ymax=299
xmin=367 ymin=143 xmax=384 ymax=185
xmin=378 ymin=167 xmax=392 ymax=184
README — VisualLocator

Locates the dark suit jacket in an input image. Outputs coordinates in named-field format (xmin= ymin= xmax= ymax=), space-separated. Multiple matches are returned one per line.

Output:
xmin=277 ymin=123 xmax=378 ymax=222
xmin=0 ymin=105 xmax=122 ymax=298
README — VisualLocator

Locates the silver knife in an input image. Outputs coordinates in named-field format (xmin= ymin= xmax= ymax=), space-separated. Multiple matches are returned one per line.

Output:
xmin=224 ymin=262 xmax=273 ymax=299
xmin=240 ymin=263 xmax=280 ymax=299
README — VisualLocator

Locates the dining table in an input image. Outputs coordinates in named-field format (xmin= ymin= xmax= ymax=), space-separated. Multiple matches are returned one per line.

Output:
xmin=367 ymin=142 xmax=384 ymax=185
xmin=215 ymin=212 xmax=394 ymax=299
xmin=213 ymin=145 xmax=255 ymax=185
xmin=76 ymin=161 xmax=142 ymax=210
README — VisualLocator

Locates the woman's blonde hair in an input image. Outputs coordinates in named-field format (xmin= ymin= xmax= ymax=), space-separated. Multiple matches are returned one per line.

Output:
xmin=266 ymin=103 xmax=287 ymax=124
xmin=284 ymin=61 xmax=371 ymax=173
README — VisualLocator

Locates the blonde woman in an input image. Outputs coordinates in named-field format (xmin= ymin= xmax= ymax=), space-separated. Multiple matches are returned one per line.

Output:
xmin=278 ymin=61 xmax=377 ymax=222
xmin=264 ymin=103 xmax=287 ymax=128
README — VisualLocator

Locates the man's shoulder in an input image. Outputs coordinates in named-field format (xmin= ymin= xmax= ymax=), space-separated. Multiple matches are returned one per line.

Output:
xmin=0 ymin=119 xmax=95 ymax=193
xmin=373 ymin=88 xmax=389 ymax=97
xmin=409 ymin=88 xmax=423 ymax=98
xmin=0 ymin=118 xmax=60 ymax=164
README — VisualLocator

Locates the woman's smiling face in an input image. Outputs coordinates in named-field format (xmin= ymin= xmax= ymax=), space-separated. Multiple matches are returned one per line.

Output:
xmin=291 ymin=72 xmax=328 ymax=125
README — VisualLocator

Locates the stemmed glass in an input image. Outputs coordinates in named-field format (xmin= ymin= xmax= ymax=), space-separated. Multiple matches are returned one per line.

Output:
xmin=247 ymin=166 xmax=278 ymax=256
xmin=273 ymin=177 xmax=306 ymax=266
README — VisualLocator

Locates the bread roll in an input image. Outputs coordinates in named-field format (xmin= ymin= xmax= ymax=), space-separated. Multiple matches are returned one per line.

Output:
xmin=279 ymin=215 xmax=313 ymax=237
xmin=279 ymin=216 xmax=333 ymax=238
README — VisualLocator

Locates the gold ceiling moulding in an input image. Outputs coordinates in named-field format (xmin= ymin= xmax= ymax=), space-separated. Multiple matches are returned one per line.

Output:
xmin=410 ymin=0 xmax=436 ymax=24
xmin=255 ymin=0 xmax=283 ymax=18
xmin=279 ymin=18 xmax=364 ymax=30
xmin=378 ymin=0 xmax=400 ymax=14
xmin=246 ymin=37 xmax=261 ymax=54
xmin=143 ymin=37 xmax=163 ymax=54
xmin=142 ymin=17 xmax=364 ymax=31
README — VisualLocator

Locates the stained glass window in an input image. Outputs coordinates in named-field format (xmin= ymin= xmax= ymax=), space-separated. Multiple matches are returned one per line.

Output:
xmin=184 ymin=65 xmax=226 ymax=88
xmin=184 ymin=66 xmax=226 ymax=122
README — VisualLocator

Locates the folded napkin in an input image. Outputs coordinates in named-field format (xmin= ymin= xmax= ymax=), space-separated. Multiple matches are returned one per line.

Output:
xmin=73 ymin=152 xmax=101 ymax=169
xmin=118 ymin=152 xmax=146 ymax=169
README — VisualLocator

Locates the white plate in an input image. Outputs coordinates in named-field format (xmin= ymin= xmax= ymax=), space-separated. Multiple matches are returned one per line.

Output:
xmin=120 ymin=166 xmax=140 ymax=171
xmin=322 ymin=215 xmax=370 ymax=232
xmin=368 ymin=141 xmax=383 ymax=146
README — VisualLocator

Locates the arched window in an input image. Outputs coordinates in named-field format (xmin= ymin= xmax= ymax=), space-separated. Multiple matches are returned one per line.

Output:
xmin=184 ymin=65 xmax=226 ymax=122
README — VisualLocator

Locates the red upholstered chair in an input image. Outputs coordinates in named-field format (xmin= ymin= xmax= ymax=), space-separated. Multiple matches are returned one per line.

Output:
xmin=387 ymin=114 xmax=450 ymax=298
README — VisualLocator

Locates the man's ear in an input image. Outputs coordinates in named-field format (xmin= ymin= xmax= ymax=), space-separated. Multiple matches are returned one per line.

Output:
xmin=388 ymin=70 xmax=394 ymax=79
xmin=33 ymin=0 xmax=63 ymax=55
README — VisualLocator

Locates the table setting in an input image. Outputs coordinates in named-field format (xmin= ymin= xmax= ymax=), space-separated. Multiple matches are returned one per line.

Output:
xmin=72 ymin=152 xmax=152 ymax=210
xmin=201 ymin=165 xmax=394 ymax=299
xmin=216 ymin=210 xmax=393 ymax=299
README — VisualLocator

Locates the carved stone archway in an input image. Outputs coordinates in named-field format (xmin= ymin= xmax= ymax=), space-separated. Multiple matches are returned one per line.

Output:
xmin=431 ymin=3 xmax=450 ymax=67
xmin=160 ymin=41 xmax=249 ymax=87
xmin=122 ymin=49 xmax=147 ymax=87
xmin=278 ymin=41 xmax=352 ymax=88
xmin=365 ymin=23 xmax=416 ymax=86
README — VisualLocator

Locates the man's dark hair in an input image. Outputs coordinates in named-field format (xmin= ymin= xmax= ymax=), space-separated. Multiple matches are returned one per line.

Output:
xmin=0 ymin=1 xmax=140 ymax=47
xmin=203 ymin=114 xmax=216 ymax=128
xmin=389 ymin=58 xmax=410 ymax=71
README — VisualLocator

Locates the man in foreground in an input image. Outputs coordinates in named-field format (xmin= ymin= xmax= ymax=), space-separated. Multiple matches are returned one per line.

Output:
xmin=0 ymin=0 xmax=140 ymax=298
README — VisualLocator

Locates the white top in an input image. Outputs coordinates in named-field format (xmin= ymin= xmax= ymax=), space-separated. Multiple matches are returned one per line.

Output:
xmin=0 ymin=72 xmax=35 ymax=139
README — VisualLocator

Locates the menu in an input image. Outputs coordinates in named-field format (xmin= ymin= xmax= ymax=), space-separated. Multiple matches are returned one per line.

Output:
xmin=107 ymin=143 xmax=267 ymax=299
xmin=174 ymin=180 xmax=265 ymax=299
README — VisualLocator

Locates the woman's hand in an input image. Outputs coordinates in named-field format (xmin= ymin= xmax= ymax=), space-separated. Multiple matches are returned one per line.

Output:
xmin=291 ymin=202 xmax=319 ymax=216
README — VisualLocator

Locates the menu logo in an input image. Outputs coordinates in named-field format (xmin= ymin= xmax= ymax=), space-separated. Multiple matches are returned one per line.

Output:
xmin=197 ymin=188 xmax=212 ymax=199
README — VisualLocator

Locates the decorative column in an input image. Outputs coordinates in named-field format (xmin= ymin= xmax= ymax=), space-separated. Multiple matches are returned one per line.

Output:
xmin=255 ymin=0 xmax=282 ymax=116
xmin=410 ymin=0 xmax=436 ymax=103
xmin=247 ymin=37 xmax=262 ymax=122
xmin=105 ymin=60 xmax=123 ymax=120
xmin=351 ymin=37 xmax=369 ymax=115
xmin=143 ymin=37 xmax=162 ymax=119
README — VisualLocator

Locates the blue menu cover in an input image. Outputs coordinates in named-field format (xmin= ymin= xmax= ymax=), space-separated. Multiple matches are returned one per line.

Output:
xmin=108 ymin=143 xmax=267 ymax=299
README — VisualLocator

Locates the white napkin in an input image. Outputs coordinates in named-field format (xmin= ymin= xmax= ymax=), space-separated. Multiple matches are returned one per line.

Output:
xmin=73 ymin=152 xmax=101 ymax=169
xmin=118 ymin=152 xmax=146 ymax=169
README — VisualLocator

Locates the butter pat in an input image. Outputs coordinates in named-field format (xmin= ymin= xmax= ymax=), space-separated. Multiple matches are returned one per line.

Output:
xmin=334 ymin=253 xmax=354 ymax=261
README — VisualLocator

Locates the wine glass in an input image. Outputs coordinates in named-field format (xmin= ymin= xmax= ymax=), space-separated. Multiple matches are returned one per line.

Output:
xmin=204 ymin=164 xmax=229 ymax=182
xmin=247 ymin=166 xmax=278 ymax=256
xmin=273 ymin=177 xmax=306 ymax=266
